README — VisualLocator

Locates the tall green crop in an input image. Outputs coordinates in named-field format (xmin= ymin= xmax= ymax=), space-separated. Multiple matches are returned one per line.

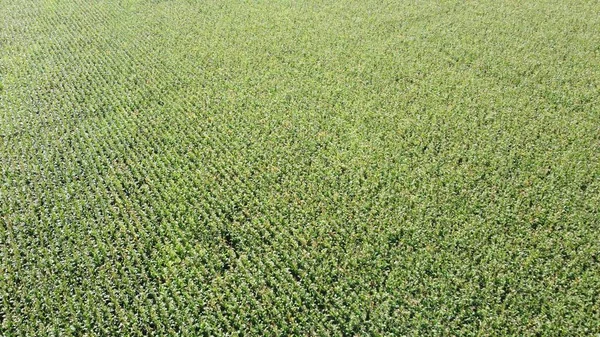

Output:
xmin=1 ymin=0 xmax=599 ymax=335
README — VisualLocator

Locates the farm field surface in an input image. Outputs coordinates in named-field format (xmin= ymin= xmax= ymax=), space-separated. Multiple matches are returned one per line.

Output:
xmin=1 ymin=0 xmax=600 ymax=335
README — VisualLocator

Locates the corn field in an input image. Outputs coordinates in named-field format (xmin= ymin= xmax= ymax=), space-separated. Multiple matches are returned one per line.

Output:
xmin=1 ymin=0 xmax=600 ymax=335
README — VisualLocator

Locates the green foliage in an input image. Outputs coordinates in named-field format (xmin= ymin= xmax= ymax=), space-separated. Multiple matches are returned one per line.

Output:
xmin=1 ymin=0 xmax=600 ymax=335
